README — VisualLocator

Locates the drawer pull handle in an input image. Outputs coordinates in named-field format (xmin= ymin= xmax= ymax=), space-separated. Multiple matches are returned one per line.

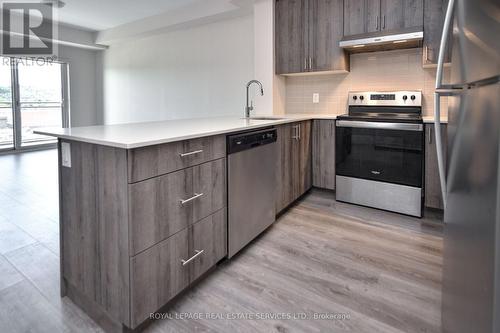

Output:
xmin=180 ymin=193 xmax=204 ymax=205
xmin=180 ymin=149 xmax=203 ymax=157
xmin=181 ymin=250 xmax=204 ymax=266
xmin=371 ymin=170 xmax=381 ymax=175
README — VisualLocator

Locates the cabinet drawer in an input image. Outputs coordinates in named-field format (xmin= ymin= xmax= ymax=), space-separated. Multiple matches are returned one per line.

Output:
xmin=130 ymin=210 xmax=227 ymax=327
xmin=190 ymin=209 xmax=227 ymax=282
xmin=128 ymin=135 xmax=226 ymax=183
xmin=129 ymin=158 xmax=226 ymax=255
xmin=130 ymin=227 xmax=189 ymax=328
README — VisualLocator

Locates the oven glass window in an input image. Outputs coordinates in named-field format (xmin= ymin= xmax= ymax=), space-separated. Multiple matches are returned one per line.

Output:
xmin=336 ymin=127 xmax=423 ymax=187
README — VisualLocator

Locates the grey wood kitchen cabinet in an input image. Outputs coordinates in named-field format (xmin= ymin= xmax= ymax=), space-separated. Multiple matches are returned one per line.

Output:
xmin=343 ymin=0 xmax=380 ymax=36
xmin=275 ymin=0 xmax=306 ymax=74
xmin=276 ymin=121 xmax=312 ymax=213
xmin=343 ymin=0 xmax=423 ymax=37
xmin=308 ymin=0 xmax=349 ymax=72
xmin=425 ymin=123 xmax=447 ymax=209
xmin=275 ymin=0 xmax=348 ymax=74
xmin=130 ymin=209 xmax=226 ymax=327
xmin=380 ymin=0 xmax=423 ymax=31
xmin=59 ymin=136 xmax=227 ymax=331
xmin=423 ymin=0 xmax=451 ymax=66
xmin=312 ymin=120 xmax=336 ymax=190
xmin=298 ymin=120 xmax=313 ymax=195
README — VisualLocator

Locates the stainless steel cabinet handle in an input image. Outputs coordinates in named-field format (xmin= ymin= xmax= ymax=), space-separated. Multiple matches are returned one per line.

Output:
xmin=371 ymin=170 xmax=381 ymax=175
xmin=376 ymin=16 xmax=379 ymax=30
xmin=181 ymin=250 xmax=204 ymax=266
xmin=179 ymin=149 xmax=203 ymax=157
xmin=309 ymin=57 xmax=312 ymax=70
xmin=383 ymin=15 xmax=386 ymax=29
xmin=292 ymin=125 xmax=298 ymax=140
xmin=180 ymin=192 xmax=204 ymax=205
xmin=428 ymin=126 xmax=432 ymax=144
xmin=298 ymin=124 xmax=301 ymax=140
xmin=304 ymin=58 xmax=307 ymax=71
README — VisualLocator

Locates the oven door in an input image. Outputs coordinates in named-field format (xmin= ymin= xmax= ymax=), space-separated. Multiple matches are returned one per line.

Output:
xmin=336 ymin=120 xmax=424 ymax=187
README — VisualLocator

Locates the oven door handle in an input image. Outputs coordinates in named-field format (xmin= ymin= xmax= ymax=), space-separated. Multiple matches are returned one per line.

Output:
xmin=336 ymin=120 xmax=423 ymax=131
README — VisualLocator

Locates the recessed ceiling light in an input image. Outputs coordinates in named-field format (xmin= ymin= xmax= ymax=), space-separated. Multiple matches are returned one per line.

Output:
xmin=41 ymin=0 xmax=66 ymax=9
xmin=393 ymin=40 xmax=408 ymax=44
xmin=353 ymin=45 xmax=365 ymax=48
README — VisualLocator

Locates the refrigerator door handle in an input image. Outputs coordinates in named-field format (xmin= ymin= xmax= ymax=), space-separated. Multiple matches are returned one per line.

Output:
xmin=434 ymin=0 xmax=457 ymax=209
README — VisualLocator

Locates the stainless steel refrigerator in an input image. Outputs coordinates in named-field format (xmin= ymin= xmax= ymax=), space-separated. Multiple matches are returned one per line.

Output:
xmin=434 ymin=0 xmax=500 ymax=332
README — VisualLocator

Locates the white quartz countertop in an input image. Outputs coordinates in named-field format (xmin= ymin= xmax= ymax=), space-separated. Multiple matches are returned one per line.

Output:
xmin=36 ymin=114 xmax=337 ymax=149
xmin=36 ymin=113 xmax=447 ymax=149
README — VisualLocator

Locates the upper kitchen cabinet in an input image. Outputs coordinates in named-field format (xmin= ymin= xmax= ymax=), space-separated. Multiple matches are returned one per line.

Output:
xmin=275 ymin=0 xmax=306 ymax=74
xmin=309 ymin=0 xmax=349 ymax=72
xmin=343 ymin=0 xmax=380 ymax=36
xmin=380 ymin=0 xmax=423 ymax=31
xmin=275 ymin=0 xmax=349 ymax=75
xmin=423 ymin=0 xmax=452 ymax=66
xmin=343 ymin=0 xmax=423 ymax=36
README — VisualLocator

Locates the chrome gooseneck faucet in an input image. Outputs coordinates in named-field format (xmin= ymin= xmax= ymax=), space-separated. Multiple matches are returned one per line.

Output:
xmin=245 ymin=80 xmax=264 ymax=118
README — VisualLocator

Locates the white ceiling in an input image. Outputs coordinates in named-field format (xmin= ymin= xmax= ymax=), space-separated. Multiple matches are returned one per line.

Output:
xmin=54 ymin=0 xmax=204 ymax=31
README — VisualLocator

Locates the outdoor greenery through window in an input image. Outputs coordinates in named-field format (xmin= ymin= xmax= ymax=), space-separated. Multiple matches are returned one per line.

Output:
xmin=0 ymin=56 xmax=66 ymax=150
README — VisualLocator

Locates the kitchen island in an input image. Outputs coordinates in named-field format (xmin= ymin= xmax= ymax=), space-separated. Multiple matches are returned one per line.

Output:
xmin=36 ymin=113 xmax=447 ymax=332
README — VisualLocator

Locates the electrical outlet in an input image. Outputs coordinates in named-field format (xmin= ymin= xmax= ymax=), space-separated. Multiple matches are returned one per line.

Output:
xmin=313 ymin=93 xmax=320 ymax=104
xmin=61 ymin=142 xmax=71 ymax=168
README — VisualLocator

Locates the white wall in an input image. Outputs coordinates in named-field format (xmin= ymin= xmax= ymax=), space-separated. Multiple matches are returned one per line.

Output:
xmin=253 ymin=0 xmax=286 ymax=116
xmin=102 ymin=14 xmax=254 ymax=125
xmin=58 ymin=45 xmax=103 ymax=126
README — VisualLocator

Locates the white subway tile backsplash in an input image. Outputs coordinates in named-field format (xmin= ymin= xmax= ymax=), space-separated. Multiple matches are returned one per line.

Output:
xmin=284 ymin=48 xmax=449 ymax=117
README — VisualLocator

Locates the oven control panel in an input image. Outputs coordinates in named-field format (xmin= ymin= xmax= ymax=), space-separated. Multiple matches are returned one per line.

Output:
xmin=348 ymin=91 xmax=422 ymax=107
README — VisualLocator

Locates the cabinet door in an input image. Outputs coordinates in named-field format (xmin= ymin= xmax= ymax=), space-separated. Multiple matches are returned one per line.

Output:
xmin=425 ymin=124 xmax=447 ymax=209
xmin=130 ymin=228 xmax=190 ymax=327
xmin=312 ymin=120 xmax=336 ymax=190
xmin=423 ymin=0 xmax=451 ymax=65
xmin=380 ymin=0 xmax=423 ymax=31
xmin=309 ymin=0 xmax=348 ymax=72
xmin=297 ymin=121 xmax=312 ymax=198
xmin=190 ymin=209 xmax=227 ymax=282
xmin=344 ymin=0 xmax=380 ymax=37
xmin=276 ymin=123 xmax=296 ymax=213
xmin=275 ymin=0 xmax=307 ymax=74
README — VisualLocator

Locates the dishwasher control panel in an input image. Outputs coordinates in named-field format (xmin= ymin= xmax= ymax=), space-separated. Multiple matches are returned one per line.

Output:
xmin=227 ymin=128 xmax=277 ymax=154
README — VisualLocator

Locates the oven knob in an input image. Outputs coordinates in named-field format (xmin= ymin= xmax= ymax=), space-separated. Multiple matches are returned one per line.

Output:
xmin=411 ymin=95 xmax=416 ymax=100
xmin=359 ymin=95 xmax=364 ymax=101
xmin=403 ymin=95 xmax=408 ymax=101
xmin=353 ymin=95 xmax=357 ymax=100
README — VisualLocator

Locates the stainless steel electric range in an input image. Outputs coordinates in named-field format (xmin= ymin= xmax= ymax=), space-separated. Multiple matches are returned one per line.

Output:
xmin=335 ymin=91 xmax=424 ymax=217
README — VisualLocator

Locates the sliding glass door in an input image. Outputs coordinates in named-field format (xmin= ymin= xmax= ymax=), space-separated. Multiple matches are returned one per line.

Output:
xmin=17 ymin=61 xmax=65 ymax=147
xmin=0 ymin=57 xmax=68 ymax=152
xmin=0 ymin=57 xmax=14 ymax=150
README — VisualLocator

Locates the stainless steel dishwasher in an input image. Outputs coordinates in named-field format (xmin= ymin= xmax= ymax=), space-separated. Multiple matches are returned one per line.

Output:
xmin=227 ymin=127 xmax=277 ymax=258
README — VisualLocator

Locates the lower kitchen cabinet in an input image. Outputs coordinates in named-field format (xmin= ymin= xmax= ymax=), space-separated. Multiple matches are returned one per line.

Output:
xmin=312 ymin=120 xmax=336 ymax=190
xmin=130 ymin=209 xmax=226 ymax=327
xmin=276 ymin=121 xmax=312 ymax=213
xmin=59 ymin=137 xmax=227 ymax=331
xmin=425 ymin=123 xmax=447 ymax=209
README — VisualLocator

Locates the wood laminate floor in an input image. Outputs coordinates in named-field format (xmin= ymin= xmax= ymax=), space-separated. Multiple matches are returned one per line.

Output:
xmin=0 ymin=149 xmax=443 ymax=333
